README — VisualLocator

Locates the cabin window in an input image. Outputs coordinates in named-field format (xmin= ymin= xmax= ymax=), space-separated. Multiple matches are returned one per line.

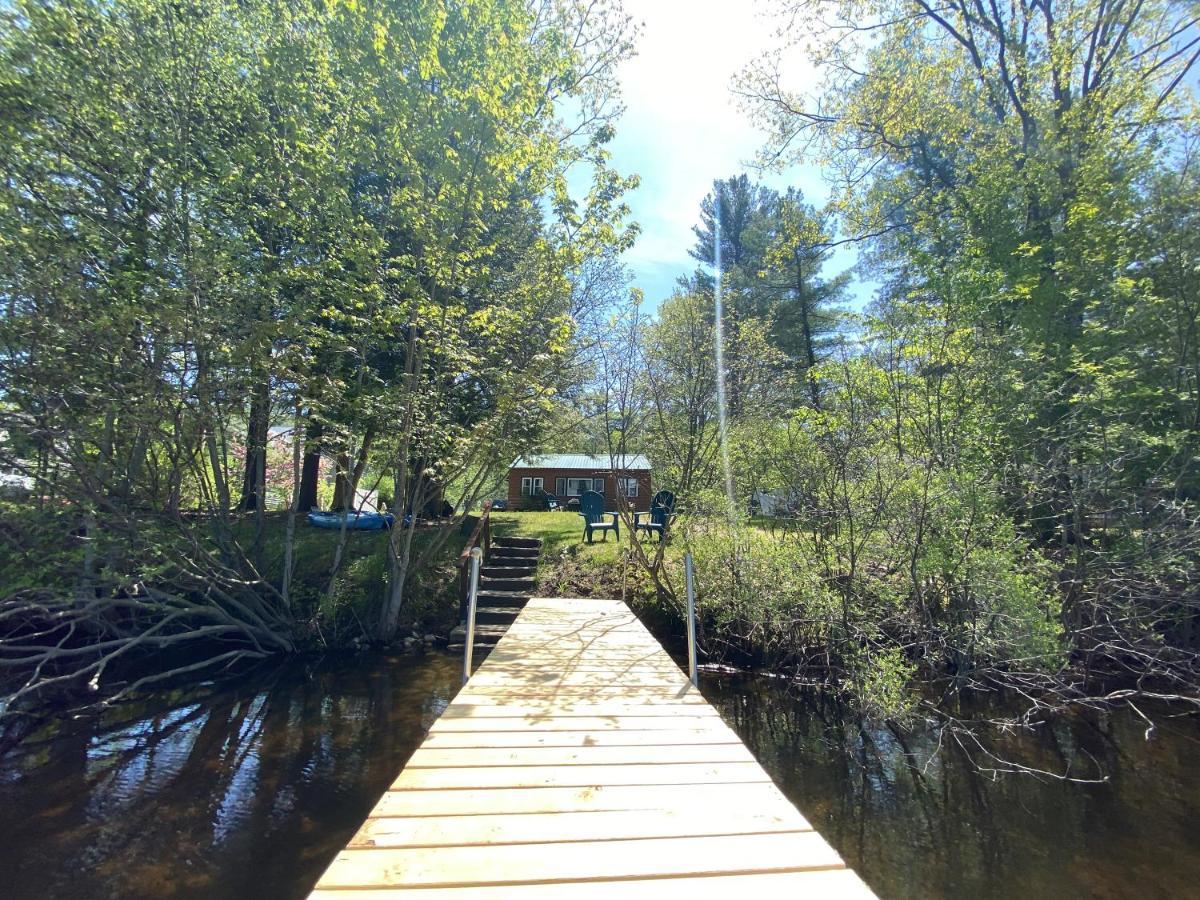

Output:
xmin=520 ymin=476 xmax=543 ymax=496
xmin=618 ymin=477 xmax=638 ymax=498
xmin=563 ymin=477 xmax=598 ymax=497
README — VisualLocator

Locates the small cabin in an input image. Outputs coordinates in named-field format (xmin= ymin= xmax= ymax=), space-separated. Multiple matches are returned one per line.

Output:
xmin=507 ymin=454 xmax=652 ymax=511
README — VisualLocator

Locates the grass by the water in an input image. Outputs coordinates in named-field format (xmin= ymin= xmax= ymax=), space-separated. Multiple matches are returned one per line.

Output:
xmin=489 ymin=510 xmax=683 ymax=599
xmin=487 ymin=510 xmax=796 ymax=602
xmin=232 ymin=512 xmax=467 ymax=631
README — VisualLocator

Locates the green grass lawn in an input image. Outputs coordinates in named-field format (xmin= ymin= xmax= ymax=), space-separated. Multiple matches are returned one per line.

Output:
xmin=486 ymin=511 xmax=701 ymax=664
xmin=490 ymin=509 xmax=679 ymax=562
xmin=491 ymin=510 xmax=623 ymax=560
xmin=489 ymin=510 xmax=682 ymax=599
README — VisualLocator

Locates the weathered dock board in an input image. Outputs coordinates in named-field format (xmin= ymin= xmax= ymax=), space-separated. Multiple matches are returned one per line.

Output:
xmin=309 ymin=597 xmax=876 ymax=898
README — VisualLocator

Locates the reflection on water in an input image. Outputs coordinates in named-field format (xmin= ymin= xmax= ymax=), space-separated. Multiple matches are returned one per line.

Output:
xmin=701 ymin=670 xmax=1200 ymax=900
xmin=4 ymin=649 xmax=1198 ymax=899
xmin=0 ymin=652 xmax=460 ymax=899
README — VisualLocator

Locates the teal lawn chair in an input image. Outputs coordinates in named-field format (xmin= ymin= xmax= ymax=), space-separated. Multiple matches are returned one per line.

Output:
xmin=634 ymin=490 xmax=675 ymax=541
xmin=578 ymin=490 xmax=619 ymax=543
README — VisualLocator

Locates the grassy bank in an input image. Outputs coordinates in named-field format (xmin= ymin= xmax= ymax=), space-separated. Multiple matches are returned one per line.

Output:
xmin=490 ymin=510 xmax=683 ymax=600
xmin=0 ymin=504 xmax=469 ymax=647
xmin=0 ymin=505 xmax=468 ymax=738
xmin=231 ymin=513 xmax=468 ymax=640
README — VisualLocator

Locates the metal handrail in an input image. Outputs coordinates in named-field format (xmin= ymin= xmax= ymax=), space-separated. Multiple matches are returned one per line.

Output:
xmin=462 ymin=546 xmax=483 ymax=685
xmin=684 ymin=552 xmax=698 ymax=687
xmin=457 ymin=503 xmax=491 ymax=620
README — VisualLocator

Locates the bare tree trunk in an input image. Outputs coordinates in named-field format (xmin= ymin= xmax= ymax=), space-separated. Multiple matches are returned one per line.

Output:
xmin=347 ymin=426 xmax=376 ymax=508
xmin=331 ymin=448 xmax=352 ymax=510
xmin=281 ymin=412 xmax=302 ymax=611
xmin=795 ymin=253 xmax=822 ymax=409
xmin=297 ymin=419 xmax=323 ymax=511
xmin=379 ymin=318 xmax=422 ymax=641
xmin=239 ymin=379 xmax=270 ymax=512
xmin=205 ymin=427 xmax=231 ymax=514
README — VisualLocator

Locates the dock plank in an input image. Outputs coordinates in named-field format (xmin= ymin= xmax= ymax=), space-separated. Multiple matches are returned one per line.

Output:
xmin=311 ymin=869 xmax=876 ymax=899
xmin=391 ymin=760 xmax=771 ymax=790
xmin=350 ymin=805 xmax=807 ymax=847
xmin=307 ymin=596 xmax=875 ymax=898
xmin=403 ymin=742 xmax=757 ymax=767
xmin=366 ymin=781 xmax=808 ymax=818
xmin=419 ymin=727 xmax=745 ymax=748
xmin=317 ymin=832 xmax=844 ymax=888
xmin=428 ymin=714 xmax=726 ymax=732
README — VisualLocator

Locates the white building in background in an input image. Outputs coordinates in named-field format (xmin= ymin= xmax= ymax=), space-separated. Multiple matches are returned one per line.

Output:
xmin=750 ymin=490 xmax=799 ymax=517
xmin=0 ymin=429 xmax=34 ymax=496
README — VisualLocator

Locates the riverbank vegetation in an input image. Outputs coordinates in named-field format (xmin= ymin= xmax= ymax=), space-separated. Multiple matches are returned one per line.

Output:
xmin=748 ymin=0 xmax=1200 ymax=718
xmin=2 ymin=0 xmax=1198 ymax=737
xmin=551 ymin=0 xmax=1200 ymax=720
xmin=0 ymin=0 xmax=637 ymax=726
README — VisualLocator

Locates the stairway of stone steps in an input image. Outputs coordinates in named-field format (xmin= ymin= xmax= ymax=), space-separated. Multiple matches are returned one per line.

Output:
xmin=447 ymin=535 xmax=542 ymax=656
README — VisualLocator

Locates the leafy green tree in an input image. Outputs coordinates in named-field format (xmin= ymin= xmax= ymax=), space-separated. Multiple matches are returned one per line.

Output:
xmin=688 ymin=177 xmax=847 ymax=410
xmin=760 ymin=189 xmax=849 ymax=405
xmin=643 ymin=292 xmax=720 ymax=494
xmin=738 ymin=0 xmax=1200 ymax=688
xmin=0 ymin=0 xmax=639 ymax=711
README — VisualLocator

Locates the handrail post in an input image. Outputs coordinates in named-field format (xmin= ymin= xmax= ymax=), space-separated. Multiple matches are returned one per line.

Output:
xmin=462 ymin=546 xmax=483 ymax=685
xmin=684 ymin=552 xmax=698 ymax=688
xmin=482 ymin=504 xmax=491 ymax=558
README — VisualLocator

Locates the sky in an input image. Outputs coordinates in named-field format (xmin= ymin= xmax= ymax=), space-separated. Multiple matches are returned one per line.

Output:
xmin=595 ymin=0 xmax=875 ymax=311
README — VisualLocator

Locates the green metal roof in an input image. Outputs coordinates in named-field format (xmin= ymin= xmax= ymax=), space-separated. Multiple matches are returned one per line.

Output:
xmin=511 ymin=453 xmax=651 ymax=471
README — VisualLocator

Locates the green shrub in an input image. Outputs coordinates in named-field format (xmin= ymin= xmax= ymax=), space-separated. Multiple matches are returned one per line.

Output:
xmin=675 ymin=467 xmax=1063 ymax=719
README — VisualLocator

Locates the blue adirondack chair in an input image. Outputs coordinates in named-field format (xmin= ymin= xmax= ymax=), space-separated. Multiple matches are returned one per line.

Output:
xmin=634 ymin=490 xmax=675 ymax=541
xmin=578 ymin=490 xmax=619 ymax=543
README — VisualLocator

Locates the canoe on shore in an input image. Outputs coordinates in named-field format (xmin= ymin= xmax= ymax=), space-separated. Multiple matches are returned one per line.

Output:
xmin=307 ymin=510 xmax=396 ymax=531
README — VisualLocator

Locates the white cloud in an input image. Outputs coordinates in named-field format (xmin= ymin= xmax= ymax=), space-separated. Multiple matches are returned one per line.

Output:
xmin=605 ymin=0 xmax=836 ymax=301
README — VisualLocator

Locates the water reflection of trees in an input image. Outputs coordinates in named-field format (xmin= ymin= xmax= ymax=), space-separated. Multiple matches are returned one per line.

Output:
xmin=704 ymin=672 xmax=1200 ymax=900
xmin=0 ymin=653 xmax=458 ymax=899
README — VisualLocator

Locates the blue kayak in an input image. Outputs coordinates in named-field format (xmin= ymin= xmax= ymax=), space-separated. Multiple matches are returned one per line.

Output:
xmin=307 ymin=510 xmax=396 ymax=531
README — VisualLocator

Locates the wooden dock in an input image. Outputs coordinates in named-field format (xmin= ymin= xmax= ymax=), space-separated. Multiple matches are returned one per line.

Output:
xmin=309 ymin=597 xmax=876 ymax=898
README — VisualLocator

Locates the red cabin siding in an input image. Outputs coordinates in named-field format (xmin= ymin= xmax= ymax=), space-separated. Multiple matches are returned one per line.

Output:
xmin=507 ymin=466 xmax=652 ymax=511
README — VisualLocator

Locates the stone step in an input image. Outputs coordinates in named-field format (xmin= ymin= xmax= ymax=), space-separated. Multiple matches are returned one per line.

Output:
xmin=488 ymin=560 xmax=537 ymax=573
xmin=447 ymin=642 xmax=494 ymax=660
xmin=489 ymin=546 xmax=539 ymax=559
xmin=489 ymin=542 xmax=542 ymax=556
xmin=489 ymin=548 xmax=538 ymax=559
xmin=475 ymin=590 xmax=531 ymax=608
xmin=449 ymin=623 xmax=510 ymax=644
xmin=493 ymin=536 xmax=542 ymax=549
xmin=481 ymin=577 xmax=536 ymax=593
xmin=476 ymin=607 xmax=521 ymax=626
xmin=482 ymin=566 xmax=535 ymax=579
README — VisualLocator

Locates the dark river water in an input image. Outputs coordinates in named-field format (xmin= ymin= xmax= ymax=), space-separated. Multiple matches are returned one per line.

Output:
xmin=1 ymin=651 xmax=1198 ymax=899
xmin=0 ymin=652 xmax=462 ymax=899
xmin=704 ymin=671 xmax=1200 ymax=899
